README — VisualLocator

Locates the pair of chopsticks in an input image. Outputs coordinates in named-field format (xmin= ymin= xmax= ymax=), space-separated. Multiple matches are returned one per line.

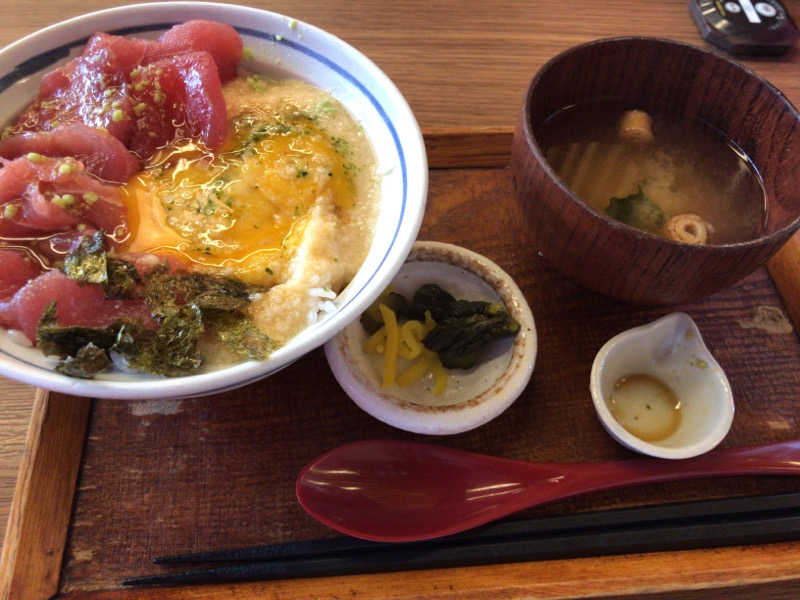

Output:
xmin=123 ymin=491 xmax=800 ymax=587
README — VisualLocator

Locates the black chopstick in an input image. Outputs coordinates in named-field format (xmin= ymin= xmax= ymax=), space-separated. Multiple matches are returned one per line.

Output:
xmin=153 ymin=536 xmax=378 ymax=564
xmin=151 ymin=490 xmax=800 ymax=563
xmin=125 ymin=491 xmax=800 ymax=587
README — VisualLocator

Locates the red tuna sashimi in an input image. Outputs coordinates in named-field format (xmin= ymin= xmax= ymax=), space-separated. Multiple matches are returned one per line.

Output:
xmin=0 ymin=249 xmax=42 ymax=300
xmin=0 ymin=123 xmax=140 ymax=184
xmin=0 ymin=270 xmax=154 ymax=343
xmin=126 ymin=52 xmax=227 ymax=157
xmin=8 ymin=21 xmax=239 ymax=158
xmin=147 ymin=20 xmax=243 ymax=82
xmin=14 ymin=32 xmax=145 ymax=142
xmin=0 ymin=156 xmax=127 ymax=239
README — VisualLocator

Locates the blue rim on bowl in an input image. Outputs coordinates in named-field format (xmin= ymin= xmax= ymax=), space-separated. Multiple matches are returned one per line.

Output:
xmin=0 ymin=3 xmax=428 ymax=399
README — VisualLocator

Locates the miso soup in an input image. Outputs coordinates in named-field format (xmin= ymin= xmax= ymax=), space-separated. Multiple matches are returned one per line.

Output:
xmin=540 ymin=103 xmax=767 ymax=245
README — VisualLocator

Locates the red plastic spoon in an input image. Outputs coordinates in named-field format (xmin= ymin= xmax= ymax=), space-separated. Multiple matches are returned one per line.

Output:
xmin=296 ymin=439 xmax=800 ymax=542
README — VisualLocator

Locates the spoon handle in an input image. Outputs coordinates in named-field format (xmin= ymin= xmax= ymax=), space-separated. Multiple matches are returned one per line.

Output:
xmin=567 ymin=440 xmax=800 ymax=495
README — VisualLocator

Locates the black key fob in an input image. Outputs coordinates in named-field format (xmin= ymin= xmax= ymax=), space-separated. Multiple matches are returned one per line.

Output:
xmin=690 ymin=0 xmax=799 ymax=55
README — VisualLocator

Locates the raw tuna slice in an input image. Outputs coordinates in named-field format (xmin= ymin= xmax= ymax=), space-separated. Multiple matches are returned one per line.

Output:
xmin=146 ymin=20 xmax=243 ymax=82
xmin=0 ymin=123 xmax=140 ymax=184
xmin=0 ymin=156 xmax=127 ymax=240
xmin=0 ymin=270 xmax=154 ymax=343
xmin=0 ymin=249 xmax=42 ymax=300
xmin=16 ymin=35 xmax=140 ymax=142
xmin=7 ymin=21 xmax=240 ymax=158
xmin=126 ymin=52 xmax=228 ymax=157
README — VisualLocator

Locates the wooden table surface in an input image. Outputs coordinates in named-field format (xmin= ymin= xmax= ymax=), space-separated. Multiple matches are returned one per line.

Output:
xmin=0 ymin=0 xmax=799 ymax=597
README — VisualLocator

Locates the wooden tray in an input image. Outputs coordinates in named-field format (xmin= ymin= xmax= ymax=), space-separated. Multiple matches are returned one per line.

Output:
xmin=2 ymin=132 xmax=800 ymax=600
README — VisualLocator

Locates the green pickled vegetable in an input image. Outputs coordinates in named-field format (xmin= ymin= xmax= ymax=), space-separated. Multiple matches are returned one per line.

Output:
xmin=360 ymin=283 xmax=521 ymax=370
xmin=605 ymin=189 xmax=664 ymax=233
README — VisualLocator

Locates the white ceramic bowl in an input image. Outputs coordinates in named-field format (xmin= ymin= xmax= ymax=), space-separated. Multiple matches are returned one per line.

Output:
xmin=0 ymin=3 xmax=427 ymax=399
xmin=325 ymin=241 xmax=537 ymax=435
xmin=590 ymin=313 xmax=734 ymax=459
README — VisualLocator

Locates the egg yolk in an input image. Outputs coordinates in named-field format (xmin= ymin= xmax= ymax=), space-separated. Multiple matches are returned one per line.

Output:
xmin=120 ymin=114 xmax=354 ymax=284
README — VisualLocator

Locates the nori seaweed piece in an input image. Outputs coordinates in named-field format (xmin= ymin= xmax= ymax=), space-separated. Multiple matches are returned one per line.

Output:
xmin=37 ymin=302 xmax=205 ymax=377
xmin=205 ymin=309 xmax=279 ymax=360
xmin=115 ymin=306 xmax=204 ymax=376
xmin=37 ymin=302 xmax=120 ymax=357
xmin=144 ymin=267 xmax=265 ymax=316
xmin=56 ymin=343 xmax=112 ymax=378
xmin=63 ymin=231 xmax=107 ymax=284
xmin=40 ymin=260 xmax=275 ymax=378
xmin=61 ymin=231 xmax=142 ymax=299
xmin=105 ymin=258 xmax=141 ymax=299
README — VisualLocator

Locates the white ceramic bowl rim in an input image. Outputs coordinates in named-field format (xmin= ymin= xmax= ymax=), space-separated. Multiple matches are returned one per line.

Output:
xmin=0 ymin=2 xmax=428 ymax=399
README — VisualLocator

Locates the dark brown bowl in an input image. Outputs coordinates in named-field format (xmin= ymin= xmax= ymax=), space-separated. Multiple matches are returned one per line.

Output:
xmin=511 ymin=37 xmax=800 ymax=305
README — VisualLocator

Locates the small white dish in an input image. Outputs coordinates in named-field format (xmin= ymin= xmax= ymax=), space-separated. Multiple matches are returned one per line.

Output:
xmin=590 ymin=312 xmax=734 ymax=459
xmin=325 ymin=241 xmax=537 ymax=435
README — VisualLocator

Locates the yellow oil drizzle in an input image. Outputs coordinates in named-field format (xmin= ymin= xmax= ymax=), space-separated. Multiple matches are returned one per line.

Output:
xmin=120 ymin=114 xmax=354 ymax=284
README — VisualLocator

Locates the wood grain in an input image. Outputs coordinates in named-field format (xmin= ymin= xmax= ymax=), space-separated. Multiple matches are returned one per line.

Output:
xmin=47 ymin=167 xmax=800 ymax=596
xmin=0 ymin=380 xmax=37 ymax=539
xmin=0 ymin=0 xmax=797 ymax=130
xmin=769 ymin=235 xmax=800 ymax=331
xmin=0 ymin=391 xmax=90 ymax=600
xmin=53 ymin=542 xmax=800 ymax=599
xmin=0 ymin=1 xmax=798 ymax=598
xmin=425 ymin=127 xmax=513 ymax=168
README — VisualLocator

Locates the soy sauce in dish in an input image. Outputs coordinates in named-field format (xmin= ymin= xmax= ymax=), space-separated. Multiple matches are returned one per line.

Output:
xmin=607 ymin=373 xmax=682 ymax=442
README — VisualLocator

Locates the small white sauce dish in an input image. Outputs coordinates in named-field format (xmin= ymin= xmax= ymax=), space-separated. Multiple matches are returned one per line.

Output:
xmin=324 ymin=241 xmax=537 ymax=435
xmin=590 ymin=312 xmax=734 ymax=459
